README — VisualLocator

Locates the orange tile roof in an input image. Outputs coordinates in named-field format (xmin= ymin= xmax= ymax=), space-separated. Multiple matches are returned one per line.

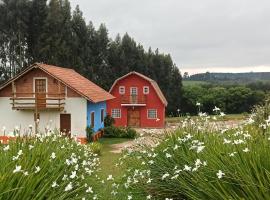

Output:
xmin=0 ymin=63 xmax=115 ymax=103
xmin=109 ymin=71 xmax=168 ymax=106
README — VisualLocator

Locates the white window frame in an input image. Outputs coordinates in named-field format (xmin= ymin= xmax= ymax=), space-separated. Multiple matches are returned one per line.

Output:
xmin=130 ymin=87 xmax=138 ymax=95
xmin=119 ymin=86 xmax=125 ymax=95
xmin=147 ymin=109 xmax=157 ymax=119
xmin=112 ymin=109 xmax=121 ymax=118
xmin=143 ymin=86 xmax=149 ymax=94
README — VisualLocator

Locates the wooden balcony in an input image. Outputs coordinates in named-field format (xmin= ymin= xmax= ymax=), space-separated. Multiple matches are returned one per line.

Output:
xmin=121 ymin=95 xmax=147 ymax=106
xmin=10 ymin=92 xmax=66 ymax=111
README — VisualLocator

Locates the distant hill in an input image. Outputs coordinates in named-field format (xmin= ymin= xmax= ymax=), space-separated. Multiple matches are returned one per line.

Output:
xmin=185 ymin=72 xmax=270 ymax=83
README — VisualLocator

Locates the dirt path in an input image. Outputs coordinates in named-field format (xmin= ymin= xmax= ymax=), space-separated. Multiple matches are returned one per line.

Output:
xmin=109 ymin=119 xmax=244 ymax=153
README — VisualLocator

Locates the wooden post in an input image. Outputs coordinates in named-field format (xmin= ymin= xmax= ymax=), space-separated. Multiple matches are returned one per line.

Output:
xmin=11 ymin=81 xmax=15 ymax=108
xmin=58 ymin=81 xmax=61 ymax=110
xmin=35 ymin=92 xmax=38 ymax=135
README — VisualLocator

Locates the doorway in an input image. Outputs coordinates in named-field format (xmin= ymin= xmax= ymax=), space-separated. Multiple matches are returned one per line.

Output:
xmin=60 ymin=114 xmax=71 ymax=137
xmin=127 ymin=108 xmax=140 ymax=127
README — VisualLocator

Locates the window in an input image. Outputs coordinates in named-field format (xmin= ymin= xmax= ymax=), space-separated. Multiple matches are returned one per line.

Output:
xmin=143 ymin=86 xmax=149 ymax=94
xmin=101 ymin=109 xmax=104 ymax=123
xmin=90 ymin=112 xmax=95 ymax=128
xmin=147 ymin=109 xmax=157 ymax=119
xmin=130 ymin=87 xmax=138 ymax=95
xmin=112 ymin=109 xmax=121 ymax=118
xmin=119 ymin=86 xmax=125 ymax=94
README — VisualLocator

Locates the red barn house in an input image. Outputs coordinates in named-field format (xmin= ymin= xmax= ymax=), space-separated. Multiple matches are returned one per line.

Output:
xmin=107 ymin=72 xmax=167 ymax=128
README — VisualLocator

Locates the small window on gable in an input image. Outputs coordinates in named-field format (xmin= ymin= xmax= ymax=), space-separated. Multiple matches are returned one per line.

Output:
xmin=119 ymin=86 xmax=125 ymax=94
xmin=143 ymin=86 xmax=149 ymax=94
xmin=112 ymin=109 xmax=121 ymax=118
xmin=147 ymin=109 xmax=157 ymax=119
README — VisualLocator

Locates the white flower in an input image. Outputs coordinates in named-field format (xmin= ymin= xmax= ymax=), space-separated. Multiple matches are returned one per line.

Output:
xmin=147 ymin=195 xmax=152 ymax=199
xmin=128 ymin=195 xmax=132 ymax=200
xmin=223 ymin=139 xmax=231 ymax=144
xmin=29 ymin=145 xmax=34 ymax=150
xmin=23 ymin=171 xmax=29 ymax=176
xmin=196 ymin=146 xmax=205 ymax=153
xmin=184 ymin=165 xmax=191 ymax=171
xmin=243 ymin=148 xmax=249 ymax=153
xmin=213 ymin=106 xmax=220 ymax=112
xmin=220 ymin=112 xmax=225 ymax=117
xmin=196 ymin=102 xmax=201 ymax=106
xmin=147 ymin=178 xmax=152 ymax=183
xmin=217 ymin=170 xmax=225 ymax=179
xmin=50 ymin=152 xmax=56 ymax=159
xmin=173 ymin=144 xmax=179 ymax=150
xmin=166 ymin=153 xmax=172 ymax=158
xmin=70 ymin=171 xmax=76 ymax=179
xmin=13 ymin=165 xmax=22 ymax=173
xmin=64 ymin=182 xmax=73 ymax=191
xmin=86 ymin=186 xmax=93 ymax=193
xmin=52 ymin=181 xmax=59 ymax=188
xmin=35 ymin=166 xmax=41 ymax=173
xmin=162 ymin=172 xmax=170 ymax=180
xmin=107 ymin=174 xmax=114 ymax=181
xmin=3 ymin=145 xmax=9 ymax=151
xmin=17 ymin=150 xmax=23 ymax=156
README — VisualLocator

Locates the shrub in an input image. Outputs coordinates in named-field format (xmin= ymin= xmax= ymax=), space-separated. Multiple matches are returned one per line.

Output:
xmin=103 ymin=126 xmax=136 ymax=139
xmin=0 ymin=134 xmax=100 ymax=199
xmin=118 ymin=117 xmax=270 ymax=200
xmin=104 ymin=114 xmax=115 ymax=127
xmin=88 ymin=142 xmax=102 ymax=155
xmin=86 ymin=126 xmax=94 ymax=142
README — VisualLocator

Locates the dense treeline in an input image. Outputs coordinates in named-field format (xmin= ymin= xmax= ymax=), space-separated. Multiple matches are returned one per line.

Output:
xmin=0 ymin=0 xmax=182 ymax=115
xmin=180 ymin=83 xmax=268 ymax=116
xmin=185 ymin=71 xmax=270 ymax=83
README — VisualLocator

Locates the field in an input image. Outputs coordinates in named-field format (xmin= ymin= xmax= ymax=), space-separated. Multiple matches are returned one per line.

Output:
xmin=182 ymin=80 xmax=208 ymax=86
xmin=1 ymin=104 xmax=270 ymax=199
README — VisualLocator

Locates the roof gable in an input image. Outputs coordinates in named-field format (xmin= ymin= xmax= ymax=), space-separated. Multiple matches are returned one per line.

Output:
xmin=0 ymin=63 xmax=114 ymax=103
xmin=110 ymin=71 xmax=168 ymax=106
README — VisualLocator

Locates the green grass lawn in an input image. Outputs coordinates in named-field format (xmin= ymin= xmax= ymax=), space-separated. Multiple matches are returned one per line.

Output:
xmin=166 ymin=113 xmax=248 ymax=123
xmin=94 ymin=138 xmax=133 ymax=199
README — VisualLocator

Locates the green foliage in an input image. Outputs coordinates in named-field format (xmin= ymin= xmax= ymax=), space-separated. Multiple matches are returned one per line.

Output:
xmin=0 ymin=134 xmax=100 ymax=199
xmin=181 ymin=84 xmax=266 ymax=115
xmin=86 ymin=126 xmax=94 ymax=142
xmin=104 ymin=114 xmax=115 ymax=127
xmin=119 ymin=119 xmax=270 ymax=200
xmin=88 ymin=142 xmax=102 ymax=155
xmin=251 ymin=99 xmax=270 ymax=128
xmin=103 ymin=126 xmax=137 ymax=139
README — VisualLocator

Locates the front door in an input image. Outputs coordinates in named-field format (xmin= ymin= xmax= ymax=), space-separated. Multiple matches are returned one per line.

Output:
xmin=127 ymin=108 xmax=140 ymax=127
xmin=35 ymin=79 xmax=46 ymax=109
xmin=60 ymin=114 xmax=71 ymax=137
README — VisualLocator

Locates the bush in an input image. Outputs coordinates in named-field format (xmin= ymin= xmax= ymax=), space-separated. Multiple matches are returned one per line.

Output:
xmin=0 ymin=134 xmax=100 ymax=199
xmin=118 ymin=117 xmax=270 ymax=200
xmin=86 ymin=126 xmax=94 ymax=142
xmin=104 ymin=114 xmax=115 ymax=127
xmin=103 ymin=126 xmax=136 ymax=139
xmin=88 ymin=142 xmax=102 ymax=155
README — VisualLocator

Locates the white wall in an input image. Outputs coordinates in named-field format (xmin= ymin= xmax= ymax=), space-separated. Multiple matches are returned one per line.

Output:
xmin=0 ymin=97 xmax=87 ymax=137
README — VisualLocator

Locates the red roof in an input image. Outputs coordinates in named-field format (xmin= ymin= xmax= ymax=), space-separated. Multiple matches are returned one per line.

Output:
xmin=110 ymin=71 xmax=168 ymax=106
xmin=0 ymin=63 xmax=114 ymax=103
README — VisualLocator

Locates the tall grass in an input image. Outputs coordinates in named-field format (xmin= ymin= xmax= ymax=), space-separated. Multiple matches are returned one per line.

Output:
xmin=117 ymin=117 xmax=270 ymax=199
xmin=0 ymin=134 xmax=100 ymax=199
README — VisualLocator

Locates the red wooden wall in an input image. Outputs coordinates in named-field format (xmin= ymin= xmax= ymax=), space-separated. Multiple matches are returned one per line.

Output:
xmin=107 ymin=74 xmax=165 ymax=128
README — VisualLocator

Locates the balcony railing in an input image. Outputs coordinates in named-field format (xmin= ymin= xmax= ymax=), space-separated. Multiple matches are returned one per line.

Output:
xmin=10 ymin=92 xmax=66 ymax=111
xmin=121 ymin=95 xmax=146 ymax=105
